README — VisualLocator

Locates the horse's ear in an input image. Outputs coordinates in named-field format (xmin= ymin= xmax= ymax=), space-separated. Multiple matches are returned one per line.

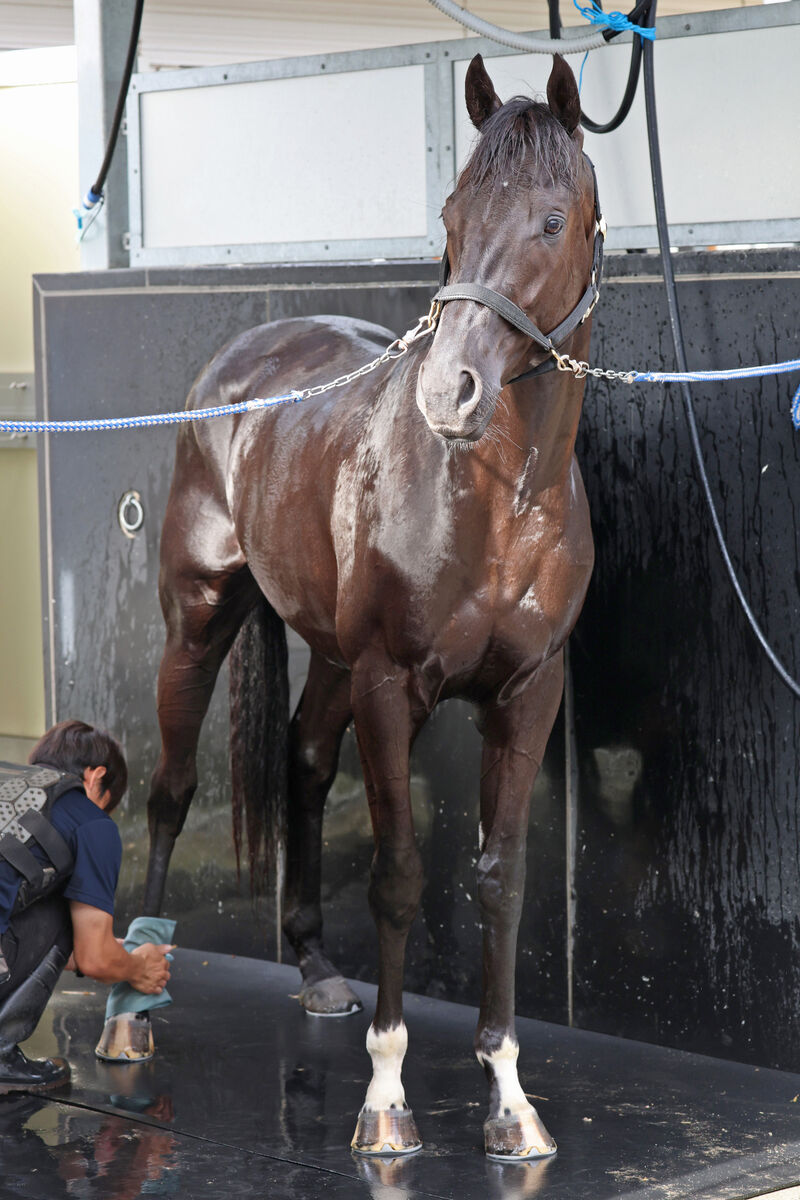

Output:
xmin=546 ymin=54 xmax=582 ymax=139
xmin=465 ymin=54 xmax=502 ymax=130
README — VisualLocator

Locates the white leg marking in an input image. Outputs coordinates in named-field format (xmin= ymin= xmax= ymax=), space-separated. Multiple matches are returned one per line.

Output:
xmin=364 ymin=1022 xmax=408 ymax=1111
xmin=478 ymin=1035 xmax=556 ymax=1158
xmin=477 ymin=1036 xmax=530 ymax=1116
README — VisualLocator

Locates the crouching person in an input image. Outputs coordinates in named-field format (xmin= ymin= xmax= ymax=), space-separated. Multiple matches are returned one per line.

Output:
xmin=0 ymin=720 xmax=172 ymax=1093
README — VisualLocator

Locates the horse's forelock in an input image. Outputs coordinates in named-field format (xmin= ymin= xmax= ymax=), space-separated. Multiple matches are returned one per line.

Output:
xmin=462 ymin=97 xmax=581 ymax=193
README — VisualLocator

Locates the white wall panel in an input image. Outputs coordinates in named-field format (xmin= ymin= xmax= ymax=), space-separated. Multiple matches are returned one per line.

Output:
xmin=129 ymin=6 xmax=800 ymax=263
xmin=140 ymin=65 xmax=428 ymax=249
xmin=454 ymin=22 xmax=800 ymax=246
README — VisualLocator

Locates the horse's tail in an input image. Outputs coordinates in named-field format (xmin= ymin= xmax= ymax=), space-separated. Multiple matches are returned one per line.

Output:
xmin=229 ymin=594 xmax=289 ymax=900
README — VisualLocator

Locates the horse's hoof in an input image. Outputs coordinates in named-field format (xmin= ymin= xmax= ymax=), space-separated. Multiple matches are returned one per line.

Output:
xmin=484 ymin=1109 xmax=557 ymax=1161
xmin=95 ymin=1013 xmax=155 ymax=1062
xmin=351 ymin=1105 xmax=423 ymax=1156
xmin=300 ymin=975 xmax=362 ymax=1017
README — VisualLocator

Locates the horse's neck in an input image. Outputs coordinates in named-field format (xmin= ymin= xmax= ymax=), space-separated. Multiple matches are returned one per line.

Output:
xmin=480 ymin=368 xmax=586 ymax=501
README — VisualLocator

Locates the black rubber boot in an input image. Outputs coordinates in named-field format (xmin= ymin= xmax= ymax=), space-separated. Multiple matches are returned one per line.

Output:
xmin=0 ymin=1046 xmax=69 ymax=1093
xmin=0 ymin=944 xmax=70 ymax=1095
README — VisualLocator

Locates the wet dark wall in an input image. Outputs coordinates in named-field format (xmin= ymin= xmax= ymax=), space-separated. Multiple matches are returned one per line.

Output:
xmin=571 ymin=252 xmax=800 ymax=1070
xmin=33 ymin=250 xmax=800 ymax=1069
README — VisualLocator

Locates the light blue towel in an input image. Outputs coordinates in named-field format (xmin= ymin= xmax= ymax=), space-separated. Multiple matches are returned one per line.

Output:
xmin=104 ymin=915 xmax=176 ymax=1020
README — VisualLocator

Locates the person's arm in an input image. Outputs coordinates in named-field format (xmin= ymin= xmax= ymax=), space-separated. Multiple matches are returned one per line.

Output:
xmin=69 ymin=901 xmax=173 ymax=993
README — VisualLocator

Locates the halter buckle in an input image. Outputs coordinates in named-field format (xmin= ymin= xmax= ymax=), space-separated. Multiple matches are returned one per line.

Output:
xmin=580 ymin=284 xmax=601 ymax=325
xmin=597 ymin=215 xmax=607 ymax=240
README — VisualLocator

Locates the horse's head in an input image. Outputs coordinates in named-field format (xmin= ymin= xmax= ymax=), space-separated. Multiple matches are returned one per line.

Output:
xmin=416 ymin=54 xmax=598 ymax=444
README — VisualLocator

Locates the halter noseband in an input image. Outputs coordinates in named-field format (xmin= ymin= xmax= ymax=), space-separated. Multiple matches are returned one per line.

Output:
xmin=433 ymin=155 xmax=605 ymax=385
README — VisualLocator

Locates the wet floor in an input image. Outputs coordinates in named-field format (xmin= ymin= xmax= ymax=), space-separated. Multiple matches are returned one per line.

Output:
xmin=3 ymin=950 xmax=800 ymax=1198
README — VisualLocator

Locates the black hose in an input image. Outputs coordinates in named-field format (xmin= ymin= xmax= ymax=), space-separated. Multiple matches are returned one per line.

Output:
xmin=85 ymin=0 xmax=145 ymax=204
xmin=641 ymin=2 xmax=800 ymax=699
xmin=548 ymin=0 xmax=562 ymax=41
xmin=580 ymin=33 xmax=643 ymax=133
xmin=547 ymin=0 xmax=650 ymax=135
xmin=578 ymin=0 xmax=653 ymax=133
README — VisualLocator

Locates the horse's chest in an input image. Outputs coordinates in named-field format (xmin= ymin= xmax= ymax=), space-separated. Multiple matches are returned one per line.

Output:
xmin=471 ymin=500 xmax=590 ymax=613
xmin=393 ymin=525 xmax=590 ymax=698
xmin=456 ymin=553 xmax=578 ymax=651
xmin=336 ymin=457 xmax=593 ymax=686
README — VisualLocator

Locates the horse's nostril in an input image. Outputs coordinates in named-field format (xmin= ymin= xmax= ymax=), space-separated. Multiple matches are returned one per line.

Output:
xmin=458 ymin=371 xmax=479 ymax=410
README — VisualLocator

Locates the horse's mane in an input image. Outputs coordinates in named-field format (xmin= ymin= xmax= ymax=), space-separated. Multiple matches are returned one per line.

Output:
xmin=463 ymin=97 xmax=581 ymax=193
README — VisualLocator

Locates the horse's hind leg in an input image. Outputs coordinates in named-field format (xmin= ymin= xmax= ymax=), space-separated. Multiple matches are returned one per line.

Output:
xmin=142 ymin=491 xmax=256 ymax=916
xmin=474 ymin=654 xmax=564 ymax=1161
xmin=283 ymin=651 xmax=361 ymax=1016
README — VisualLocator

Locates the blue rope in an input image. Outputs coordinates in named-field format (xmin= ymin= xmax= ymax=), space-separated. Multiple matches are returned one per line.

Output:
xmin=628 ymin=358 xmax=800 ymax=428
xmin=3 ymin=359 xmax=800 ymax=434
xmin=629 ymin=358 xmax=800 ymax=427
xmin=631 ymin=359 xmax=800 ymax=383
xmin=791 ymin=380 xmax=800 ymax=429
xmin=0 ymin=391 xmax=303 ymax=434
xmin=573 ymin=0 xmax=656 ymax=40
xmin=578 ymin=51 xmax=589 ymax=93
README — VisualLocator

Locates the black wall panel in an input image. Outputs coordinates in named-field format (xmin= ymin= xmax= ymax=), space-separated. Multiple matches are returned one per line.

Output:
xmin=32 ymin=250 xmax=800 ymax=1064
xmin=571 ymin=260 xmax=800 ymax=1069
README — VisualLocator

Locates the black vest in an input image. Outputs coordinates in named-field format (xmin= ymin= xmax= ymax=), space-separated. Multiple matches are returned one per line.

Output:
xmin=0 ymin=762 xmax=81 ymax=983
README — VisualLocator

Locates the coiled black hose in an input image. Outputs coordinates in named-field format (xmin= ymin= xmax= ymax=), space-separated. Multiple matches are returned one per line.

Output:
xmin=580 ymin=30 xmax=643 ymax=133
xmin=548 ymin=0 xmax=652 ymax=134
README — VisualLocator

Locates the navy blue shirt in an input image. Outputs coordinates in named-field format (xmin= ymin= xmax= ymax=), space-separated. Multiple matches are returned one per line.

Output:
xmin=0 ymin=788 xmax=122 ymax=934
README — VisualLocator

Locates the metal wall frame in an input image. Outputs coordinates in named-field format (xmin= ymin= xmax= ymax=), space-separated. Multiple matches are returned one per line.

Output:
xmin=126 ymin=1 xmax=800 ymax=266
xmin=0 ymin=373 xmax=34 ymax=451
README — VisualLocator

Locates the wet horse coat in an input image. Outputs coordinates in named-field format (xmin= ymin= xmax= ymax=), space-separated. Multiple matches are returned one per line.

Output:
xmin=143 ymin=54 xmax=597 ymax=1158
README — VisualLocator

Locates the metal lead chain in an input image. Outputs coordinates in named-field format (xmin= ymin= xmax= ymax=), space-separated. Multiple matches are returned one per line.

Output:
xmin=551 ymin=348 xmax=636 ymax=384
xmin=301 ymin=301 xmax=441 ymax=400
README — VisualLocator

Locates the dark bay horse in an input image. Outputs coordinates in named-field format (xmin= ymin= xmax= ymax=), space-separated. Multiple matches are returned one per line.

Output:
xmin=143 ymin=54 xmax=600 ymax=1160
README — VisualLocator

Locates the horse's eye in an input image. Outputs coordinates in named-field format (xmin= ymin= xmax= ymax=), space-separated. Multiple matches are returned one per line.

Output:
xmin=544 ymin=215 xmax=565 ymax=236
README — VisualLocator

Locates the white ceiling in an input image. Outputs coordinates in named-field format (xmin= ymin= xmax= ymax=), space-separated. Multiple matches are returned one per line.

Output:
xmin=1 ymin=0 xmax=767 ymax=69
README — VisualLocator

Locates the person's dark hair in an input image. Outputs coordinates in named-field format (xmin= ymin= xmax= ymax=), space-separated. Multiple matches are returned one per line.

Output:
xmin=28 ymin=720 xmax=128 ymax=812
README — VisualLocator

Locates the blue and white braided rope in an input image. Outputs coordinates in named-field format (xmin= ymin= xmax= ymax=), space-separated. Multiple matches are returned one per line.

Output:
xmin=631 ymin=359 xmax=800 ymax=384
xmin=3 ymin=357 xmax=800 ymax=434
xmin=0 ymin=391 xmax=303 ymax=434
xmin=628 ymin=360 xmax=800 ymax=428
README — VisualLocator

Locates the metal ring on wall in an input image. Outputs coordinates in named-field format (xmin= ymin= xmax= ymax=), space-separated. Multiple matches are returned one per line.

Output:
xmin=118 ymin=490 xmax=144 ymax=538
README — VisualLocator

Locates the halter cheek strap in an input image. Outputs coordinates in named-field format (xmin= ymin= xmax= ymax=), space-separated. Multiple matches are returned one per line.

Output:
xmin=433 ymin=155 xmax=605 ymax=384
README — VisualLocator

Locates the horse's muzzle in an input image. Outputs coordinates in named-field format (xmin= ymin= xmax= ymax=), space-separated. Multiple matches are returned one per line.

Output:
xmin=415 ymin=365 xmax=494 ymax=442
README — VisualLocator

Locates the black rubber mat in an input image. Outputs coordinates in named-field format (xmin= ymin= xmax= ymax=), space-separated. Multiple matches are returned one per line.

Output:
xmin=3 ymin=949 xmax=800 ymax=1199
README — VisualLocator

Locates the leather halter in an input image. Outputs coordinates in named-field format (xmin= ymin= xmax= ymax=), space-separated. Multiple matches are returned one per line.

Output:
xmin=433 ymin=155 xmax=606 ymax=384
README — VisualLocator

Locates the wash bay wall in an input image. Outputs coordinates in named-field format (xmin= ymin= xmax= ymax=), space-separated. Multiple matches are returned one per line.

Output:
xmin=33 ymin=249 xmax=800 ymax=1069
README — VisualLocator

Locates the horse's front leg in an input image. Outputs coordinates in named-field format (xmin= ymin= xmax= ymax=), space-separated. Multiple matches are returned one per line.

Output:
xmin=349 ymin=661 xmax=425 ymax=1156
xmin=475 ymin=653 xmax=564 ymax=1161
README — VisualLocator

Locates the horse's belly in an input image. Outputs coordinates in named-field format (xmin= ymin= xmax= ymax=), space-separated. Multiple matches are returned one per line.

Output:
xmin=243 ymin=539 xmax=342 ymax=659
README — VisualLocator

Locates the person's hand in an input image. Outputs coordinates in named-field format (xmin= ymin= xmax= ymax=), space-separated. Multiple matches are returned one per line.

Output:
xmin=65 ymin=952 xmax=77 ymax=972
xmin=128 ymin=943 xmax=175 ymax=994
